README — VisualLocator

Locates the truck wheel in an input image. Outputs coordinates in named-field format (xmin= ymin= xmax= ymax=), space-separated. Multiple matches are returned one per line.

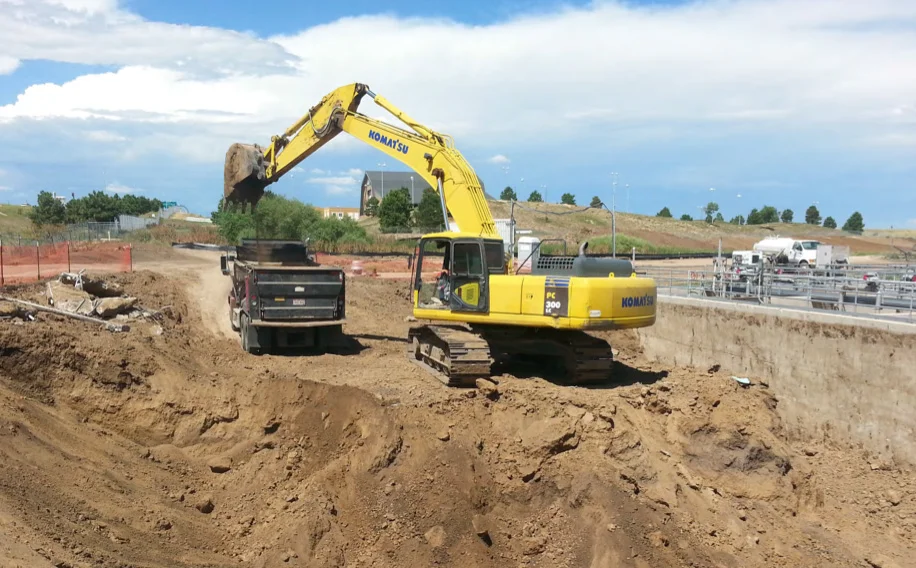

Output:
xmin=230 ymin=307 xmax=240 ymax=332
xmin=799 ymin=261 xmax=809 ymax=269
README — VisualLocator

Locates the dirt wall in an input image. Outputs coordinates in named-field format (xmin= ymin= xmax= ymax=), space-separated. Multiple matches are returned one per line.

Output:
xmin=636 ymin=297 xmax=916 ymax=466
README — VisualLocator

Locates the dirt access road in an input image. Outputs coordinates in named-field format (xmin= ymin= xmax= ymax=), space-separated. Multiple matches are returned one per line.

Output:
xmin=0 ymin=248 xmax=913 ymax=568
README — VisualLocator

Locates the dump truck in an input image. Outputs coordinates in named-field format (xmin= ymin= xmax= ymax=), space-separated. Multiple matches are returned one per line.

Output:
xmin=221 ymin=239 xmax=347 ymax=354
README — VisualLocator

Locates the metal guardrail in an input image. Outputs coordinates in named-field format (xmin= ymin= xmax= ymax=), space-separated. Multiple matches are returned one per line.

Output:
xmin=639 ymin=262 xmax=916 ymax=322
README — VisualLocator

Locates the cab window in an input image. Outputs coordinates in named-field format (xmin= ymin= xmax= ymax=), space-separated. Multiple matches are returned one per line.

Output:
xmin=484 ymin=242 xmax=506 ymax=274
xmin=452 ymin=243 xmax=483 ymax=276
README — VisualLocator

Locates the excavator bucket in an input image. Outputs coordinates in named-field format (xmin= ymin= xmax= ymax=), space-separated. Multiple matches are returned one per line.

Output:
xmin=223 ymin=143 xmax=268 ymax=206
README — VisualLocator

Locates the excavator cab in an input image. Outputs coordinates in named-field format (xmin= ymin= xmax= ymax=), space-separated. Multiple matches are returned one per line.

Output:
xmin=411 ymin=234 xmax=505 ymax=314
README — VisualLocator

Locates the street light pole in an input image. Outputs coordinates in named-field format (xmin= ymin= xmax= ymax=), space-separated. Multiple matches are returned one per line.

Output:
xmin=377 ymin=162 xmax=387 ymax=196
xmin=610 ymin=172 xmax=618 ymax=258
xmin=625 ymin=183 xmax=630 ymax=213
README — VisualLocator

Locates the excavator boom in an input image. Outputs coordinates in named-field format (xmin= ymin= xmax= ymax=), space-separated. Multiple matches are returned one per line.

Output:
xmin=224 ymin=83 xmax=497 ymax=238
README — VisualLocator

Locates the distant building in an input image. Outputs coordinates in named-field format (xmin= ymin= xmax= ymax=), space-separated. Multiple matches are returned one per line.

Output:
xmin=360 ymin=171 xmax=429 ymax=215
xmin=359 ymin=170 xmax=490 ymax=215
xmin=323 ymin=206 xmax=360 ymax=221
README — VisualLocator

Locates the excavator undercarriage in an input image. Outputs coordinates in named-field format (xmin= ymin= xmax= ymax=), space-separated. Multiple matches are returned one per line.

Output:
xmin=407 ymin=324 xmax=616 ymax=387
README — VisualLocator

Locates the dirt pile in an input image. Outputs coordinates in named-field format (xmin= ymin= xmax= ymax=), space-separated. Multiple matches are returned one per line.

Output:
xmin=0 ymin=261 xmax=913 ymax=567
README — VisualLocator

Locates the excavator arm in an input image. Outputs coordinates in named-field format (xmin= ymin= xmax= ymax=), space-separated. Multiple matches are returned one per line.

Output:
xmin=224 ymin=83 xmax=498 ymax=238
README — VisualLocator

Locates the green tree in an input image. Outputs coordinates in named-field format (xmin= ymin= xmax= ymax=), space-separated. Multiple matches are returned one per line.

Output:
xmin=590 ymin=196 xmax=603 ymax=208
xmin=80 ymin=191 xmax=121 ymax=222
xmin=560 ymin=193 xmax=576 ymax=205
xmin=805 ymin=205 xmax=821 ymax=225
xmin=656 ymin=207 xmax=673 ymax=218
xmin=527 ymin=190 xmax=543 ymax=203
xmin=703 ymin=201 xmax=719 ymax=223
xmin=780 ymin=209 xmax=794 ymax=223
xmin=680 ymin=214 xmax=693 ymax=221
xmin=748 ymin=205 xmax=778 ymax=225
xmin=29 ymin=191 xmax=67 ymax=226
xmin=309 ymin=216 xmax=369 ymax=247
xmin=210 ymin=193 xmax=371 ymax=246
xmin=414 ymin=187 xmax=445 ymax=230
xmin=842 ymin=211 xmax=864 ymax=233
xmin=729 ymin=215 xmax=745 ymax=225
xmin=378 ymin=187 xmax=412 ymax=233
xmin=823 ymin=216 xmax=837 ymax=229
xmin=364 ymin=196 xmax=379 ymax=217
xmin=210 ymin=197 xmax=256 ymax=244
xmin=714 ymin=212 xmax=725 ymax=222
xmin=759 ymin=205 xmax=779 ymax=223
xmin=500 ymin=186 xmax=517 ymax=201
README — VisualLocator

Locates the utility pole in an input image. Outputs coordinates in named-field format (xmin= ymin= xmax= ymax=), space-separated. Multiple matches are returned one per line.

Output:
xmin=377 ymin=162 xmax=387 ymax=196
xmin=611 ymin=172 xmax=618 ymax=258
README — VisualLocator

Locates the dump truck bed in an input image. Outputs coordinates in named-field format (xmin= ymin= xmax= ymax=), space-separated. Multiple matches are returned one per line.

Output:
xmin=234 ymin=260 xmax=345 ymax=325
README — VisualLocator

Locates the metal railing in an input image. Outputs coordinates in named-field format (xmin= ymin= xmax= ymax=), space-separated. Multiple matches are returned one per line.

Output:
xmin=640 ymin=261 xmax=916 ymax=322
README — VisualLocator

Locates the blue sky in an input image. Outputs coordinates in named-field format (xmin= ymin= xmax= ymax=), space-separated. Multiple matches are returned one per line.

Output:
xmin=1 ymin=0 xmax=914 ymax=228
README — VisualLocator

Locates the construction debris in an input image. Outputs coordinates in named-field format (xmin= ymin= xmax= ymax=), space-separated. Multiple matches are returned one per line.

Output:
xmin=0 ymin=295 xmax=129 ymax=332
xmin=0 ymin=301 xmax=36 ymax=321
xmin=46 ymin=273 xmax=143 ymax=321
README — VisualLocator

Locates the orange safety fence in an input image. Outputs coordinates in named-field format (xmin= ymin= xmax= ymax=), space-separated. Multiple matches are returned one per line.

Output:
xmin=0 ymin=241 xmax=132 ymax=285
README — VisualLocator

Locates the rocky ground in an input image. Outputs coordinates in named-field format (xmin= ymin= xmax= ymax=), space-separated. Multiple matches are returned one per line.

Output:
xmin=0 ymin=249 xmax=912 ymax=568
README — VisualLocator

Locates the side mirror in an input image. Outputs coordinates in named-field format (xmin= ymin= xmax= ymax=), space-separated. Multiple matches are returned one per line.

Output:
xmin=220 ymin=255 xmax=229 ymax=275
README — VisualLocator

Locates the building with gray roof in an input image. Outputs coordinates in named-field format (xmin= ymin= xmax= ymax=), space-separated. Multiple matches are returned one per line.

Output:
xmin=359 ymin=170 xmax=490 ymax=215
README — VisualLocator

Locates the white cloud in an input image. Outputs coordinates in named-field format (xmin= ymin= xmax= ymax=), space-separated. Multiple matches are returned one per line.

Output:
xmin=0 ymin=185 xmax=11 ymax=191
xmin=344 ymin=168 xmax=364 ymax=177
xmin=1 ymin=0 xmax=912 ymax=146
xmin=86 ymin=129 xmax=127 ymax=142
xmin=104 ymin=182 xmax=141 ymax=194
xmin=0 ymin=0 xmax=915 ymax=221
xmin=325 ymin=185 xmax=354 ymax=196
xmin=306 ymin=176 xmax=359 ymax=186
xmin=0 ymin=0 xmax=294 ymax=75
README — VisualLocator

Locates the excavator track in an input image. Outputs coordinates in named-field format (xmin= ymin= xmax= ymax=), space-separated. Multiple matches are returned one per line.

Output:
xmin=407 ymin=325 xmax=615 ymax=387
xmin=407 ymin=325 xmax=493 ymax=387
xmin=477 ymin=327 xmax=616 ymax=386
xmin=560 ymin=330 xmax=616 ymax=385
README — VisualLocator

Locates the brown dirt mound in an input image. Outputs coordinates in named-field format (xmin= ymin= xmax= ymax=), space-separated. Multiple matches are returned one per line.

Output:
xmin=0 ymin=261 xmax=913 ymax=568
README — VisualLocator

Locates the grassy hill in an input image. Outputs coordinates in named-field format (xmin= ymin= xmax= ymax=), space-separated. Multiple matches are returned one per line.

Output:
xmin=0 ymin=204 xmax=36 ymax=236
xmin=360 ymin=199 xmax=910 ymax=256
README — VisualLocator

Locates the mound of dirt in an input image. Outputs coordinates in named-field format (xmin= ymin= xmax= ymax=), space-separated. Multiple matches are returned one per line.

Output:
xmin=0 ymin=261 xmax=913 ymax=568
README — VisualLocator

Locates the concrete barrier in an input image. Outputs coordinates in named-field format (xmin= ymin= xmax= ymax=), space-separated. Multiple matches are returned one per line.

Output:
xmin=636 ymin=295 xmax=916 ymax=466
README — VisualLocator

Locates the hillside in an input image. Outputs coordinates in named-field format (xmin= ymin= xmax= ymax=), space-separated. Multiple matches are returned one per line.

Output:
xmin=360 ymin=199 xmax=910 ymax=256
xmin=0 ymin=204 xmax=35 ymax=236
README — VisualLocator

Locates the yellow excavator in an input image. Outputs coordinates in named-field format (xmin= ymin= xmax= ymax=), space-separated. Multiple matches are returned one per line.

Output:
xmin=224 ymin=83 xmax=657 ymax=386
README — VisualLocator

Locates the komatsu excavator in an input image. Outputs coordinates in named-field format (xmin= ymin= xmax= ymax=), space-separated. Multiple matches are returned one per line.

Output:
xmin=223 ymin=83 xmax=657 ymax=386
